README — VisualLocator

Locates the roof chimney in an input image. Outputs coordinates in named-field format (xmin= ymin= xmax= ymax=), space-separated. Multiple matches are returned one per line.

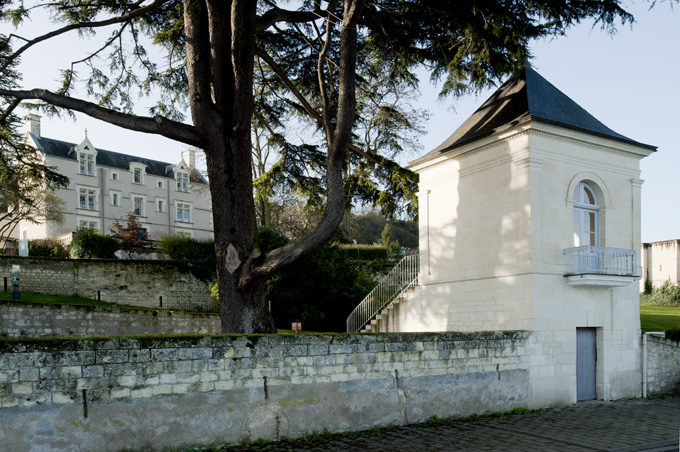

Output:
xmin=182 ymin=149 xmax=196 ymax=168
xmin=26 ymin=113 xmax=42 ymax=137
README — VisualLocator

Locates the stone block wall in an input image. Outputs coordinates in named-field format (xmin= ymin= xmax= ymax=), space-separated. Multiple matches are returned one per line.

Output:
xmin=0 ymin=332 xmax=530 ymax=451
xmin=0 ymin=300 xmax=220 ymax=337
xmin=646 ymin=335 xmax=680 ymax=395
xmin=0 ymin=256 xmax=214 ymax=311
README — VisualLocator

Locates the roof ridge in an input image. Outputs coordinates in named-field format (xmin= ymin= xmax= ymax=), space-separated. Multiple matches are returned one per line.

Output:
xmin=410 ymin=65 xmax=655 ymax=167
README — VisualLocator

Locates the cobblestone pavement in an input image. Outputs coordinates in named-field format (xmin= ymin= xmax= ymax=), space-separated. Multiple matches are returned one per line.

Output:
xmin=219 ymin=395 xmax=680 ymax=452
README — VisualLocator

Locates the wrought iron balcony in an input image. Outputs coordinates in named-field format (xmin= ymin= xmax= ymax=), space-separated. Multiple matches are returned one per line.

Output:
xmin=563 ymin=246 xmax=639 ymax=287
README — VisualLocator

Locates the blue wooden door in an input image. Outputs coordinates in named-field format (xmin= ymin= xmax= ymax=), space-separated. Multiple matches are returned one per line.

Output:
xmin=576 ymin=327 xmax=597 ymax=401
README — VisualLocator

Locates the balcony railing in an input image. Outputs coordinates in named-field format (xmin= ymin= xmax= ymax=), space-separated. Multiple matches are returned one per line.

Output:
xmin=346 ymin=254 xmax=419 ymax=333
xmin=563 ymin=245 xmax=637 ymax=276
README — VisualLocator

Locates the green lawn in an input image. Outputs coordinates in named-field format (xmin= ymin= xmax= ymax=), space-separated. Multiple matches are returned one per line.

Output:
xmin=0 ymin=291 xmax=153 ymax=311
xmin=640 ymin=305 xmax=680 ymax=332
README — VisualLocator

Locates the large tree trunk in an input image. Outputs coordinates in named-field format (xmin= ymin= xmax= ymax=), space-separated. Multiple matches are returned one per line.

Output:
xmin=184 ymin=0 xmax=276 ymax=333
xmin=205 ymin=135 xmax=275 ymax=333
xmin=182 ymin=0 xmax=362 ymax=333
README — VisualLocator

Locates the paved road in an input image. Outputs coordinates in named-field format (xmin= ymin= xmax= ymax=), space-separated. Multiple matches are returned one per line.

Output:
xmin=218 ymin=395 xmax=680 ymax=452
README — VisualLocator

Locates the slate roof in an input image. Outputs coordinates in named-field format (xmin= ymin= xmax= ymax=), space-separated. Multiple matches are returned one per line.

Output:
xmin=411 ymin=65 xmax=656 ymax=166
xmin=29 ymin=133 xmax=207 ymax=183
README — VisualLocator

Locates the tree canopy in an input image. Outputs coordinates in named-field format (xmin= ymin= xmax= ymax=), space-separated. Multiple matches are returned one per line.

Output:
xmin=0 ymin=35 xmax=69 ymax=242
xmin=0 ymin=0 xmax=635 ymax=333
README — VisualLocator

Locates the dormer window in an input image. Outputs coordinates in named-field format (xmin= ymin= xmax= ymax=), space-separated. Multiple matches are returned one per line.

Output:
xmin=79 ymin=153 xmax=95 ymax=176
xmin=129 ymin=162 xmax=147 ymax=185
xmin=176 ymin=172 xmax=189 ymax=192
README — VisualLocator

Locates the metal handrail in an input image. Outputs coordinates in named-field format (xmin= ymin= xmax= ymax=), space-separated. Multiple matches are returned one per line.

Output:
xmin=346 ymin=254 xmax=420 ymax=333
xmin=563 ymin=245 xmax=637 ymax=276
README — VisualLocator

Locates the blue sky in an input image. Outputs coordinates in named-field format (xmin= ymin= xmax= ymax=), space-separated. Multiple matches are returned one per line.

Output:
xmin=12 ymin=1 xmax=680 ymax=242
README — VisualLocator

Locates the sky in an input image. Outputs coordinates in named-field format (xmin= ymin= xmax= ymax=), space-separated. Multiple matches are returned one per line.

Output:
xmin=8 ymin=1 xmax=680 ymax=243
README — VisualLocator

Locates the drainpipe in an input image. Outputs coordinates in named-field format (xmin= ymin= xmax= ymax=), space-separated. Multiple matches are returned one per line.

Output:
xmin=100 ymin=168 xmax=106 ymax=232
xmin=167 ymin=180 xmax=171 ymax=235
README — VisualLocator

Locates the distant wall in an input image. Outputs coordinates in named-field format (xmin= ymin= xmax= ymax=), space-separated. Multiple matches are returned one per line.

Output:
xmin=646 ymin=335 xmax=680 ymax=395
xmin=0 ymin=332 xmax=530 ymax=452
xmin=0 ymin=300 xmax=220 ymax=337
xmin=0 ymin=256 xmax=214 ymax=311
xmin=640 ymin=240 xmax=680 ymax=291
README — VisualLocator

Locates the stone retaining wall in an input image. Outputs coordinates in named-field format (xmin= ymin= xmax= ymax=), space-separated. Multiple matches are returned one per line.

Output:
xmin=0 ymin=256 xmax=214 ymax=310
xmin=0 ymin=332 xmax=530 ymax=451
xmin=647 ymin=335 xmax=680 ymax=395
xmin=0 ymin=300 xmax=220 ymax=337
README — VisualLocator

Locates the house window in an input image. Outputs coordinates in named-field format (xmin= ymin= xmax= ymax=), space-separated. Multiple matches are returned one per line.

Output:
xmin=133 ymin=168 xmax=143 ymax=184
xmin=176 ymin=202 xmax=191 ymax=223
xmin=111 ymin=192 xmax=120 ymax=206
xmin=111 ymin=171 xmax=119 ymax=181
xmin=573 ymin=182 xmax=599 ymax=247
xmin=79 ymin=153 xmax=95 ymax=176
xmin=78 ymin=220 xmax=98 ymax=230
xmin=157 ymin=180 xmax=164 ymax=189
xmin=133 ymin=196 xmax=145 ymax=216
xmin=176 ymin=230 xmax=192 ymax=238
xmin=79 ymin=188 xmax=97 ymax=210
xmin=157 ymin=199 xmax=165 ymax=212
xmin=176 ymin=172 xmax=189 ymax=192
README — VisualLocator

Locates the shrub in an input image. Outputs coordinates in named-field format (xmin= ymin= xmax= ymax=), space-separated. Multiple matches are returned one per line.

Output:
xmin=158 ymin=235 xmax=215 ymax=263
xmin=268 ymin=244 xmax=376 ymax=332
xmin=110 ymin=214 xmax=154 ymax=258
xmin=338 ymin=244 xmax=389 ymax=261
xmin=208 ymin=227 xmax=376 ymax=332
xmin=665 ymin=328 xmax=680 ymax=342
xmin=70 ymin=229 xmax=119 ymax=259
xmin=29 ymin=238 xmax=70 ymax=258
xmin=640 ymin=280 xmax=680 ymax=307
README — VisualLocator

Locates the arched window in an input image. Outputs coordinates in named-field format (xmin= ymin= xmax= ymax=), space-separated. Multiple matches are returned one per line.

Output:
xmin=573 ymin=182 xmax=599 ymax=247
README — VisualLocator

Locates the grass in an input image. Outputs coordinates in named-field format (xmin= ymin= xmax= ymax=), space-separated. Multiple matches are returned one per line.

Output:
xmin=640 ymin=305 xmax=680 ymax=332
xmin=0 ymin=291 xmax=156 ymax=311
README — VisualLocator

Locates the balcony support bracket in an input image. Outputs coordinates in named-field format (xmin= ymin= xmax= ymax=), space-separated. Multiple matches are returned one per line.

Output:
xmin=565 ymin=273 xmax=640 ymax=288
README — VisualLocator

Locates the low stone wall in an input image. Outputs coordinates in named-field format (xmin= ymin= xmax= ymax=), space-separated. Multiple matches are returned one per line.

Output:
xmin=0 ymin=332 xmax=530 ymax=452
xmin=0 ymin=256 xmax=214 ymax=311
xmin=0 ymin=300 xmax=220 ymax=337
xmin=647 ymin=335 xmax=680 ymax=395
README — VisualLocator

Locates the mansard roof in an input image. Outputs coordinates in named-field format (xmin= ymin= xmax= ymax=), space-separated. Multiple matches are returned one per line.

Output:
xmin=412 ymin=65 xmax=656 ymax=166
xmin=29 ymin=134 xmax=207 ymax=183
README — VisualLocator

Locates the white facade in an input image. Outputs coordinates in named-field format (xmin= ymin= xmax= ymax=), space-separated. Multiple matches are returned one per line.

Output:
xmin=368 ymin=67 xmax=655 ymax=408
xmin=18 ymin=115 xmax=213 ymax=243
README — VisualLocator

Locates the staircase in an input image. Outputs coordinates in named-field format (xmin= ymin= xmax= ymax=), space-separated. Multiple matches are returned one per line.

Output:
xmin=346 ymin=254 xmax=420 ymax=333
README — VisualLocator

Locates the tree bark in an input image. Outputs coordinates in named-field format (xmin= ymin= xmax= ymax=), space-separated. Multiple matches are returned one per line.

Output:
xmin=184 ymin=0 xmax=275 ymax=333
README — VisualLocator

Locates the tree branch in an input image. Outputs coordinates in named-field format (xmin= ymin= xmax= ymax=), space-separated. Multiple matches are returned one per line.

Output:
xmin=317 ymin=14 xmax=334 ymax=148
xmin=255 ymin=0 xmax=343 ymax=32
xmin=246 ymin=0 xmax=365 ymax=282
xmin=183 ymin=0 xmax=219 ymax=132
xmin=0 ymin=98 xmax=21 ymax=124
xmin=256 ymin=47 xmax=413 ymax=179
xmin=0 ymin=88 xmax=202 ymax=146
xmin=255 ymin=48 xmax=322 ymax=122
xmin=0 ymin=0 xmax=172 ymax=74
